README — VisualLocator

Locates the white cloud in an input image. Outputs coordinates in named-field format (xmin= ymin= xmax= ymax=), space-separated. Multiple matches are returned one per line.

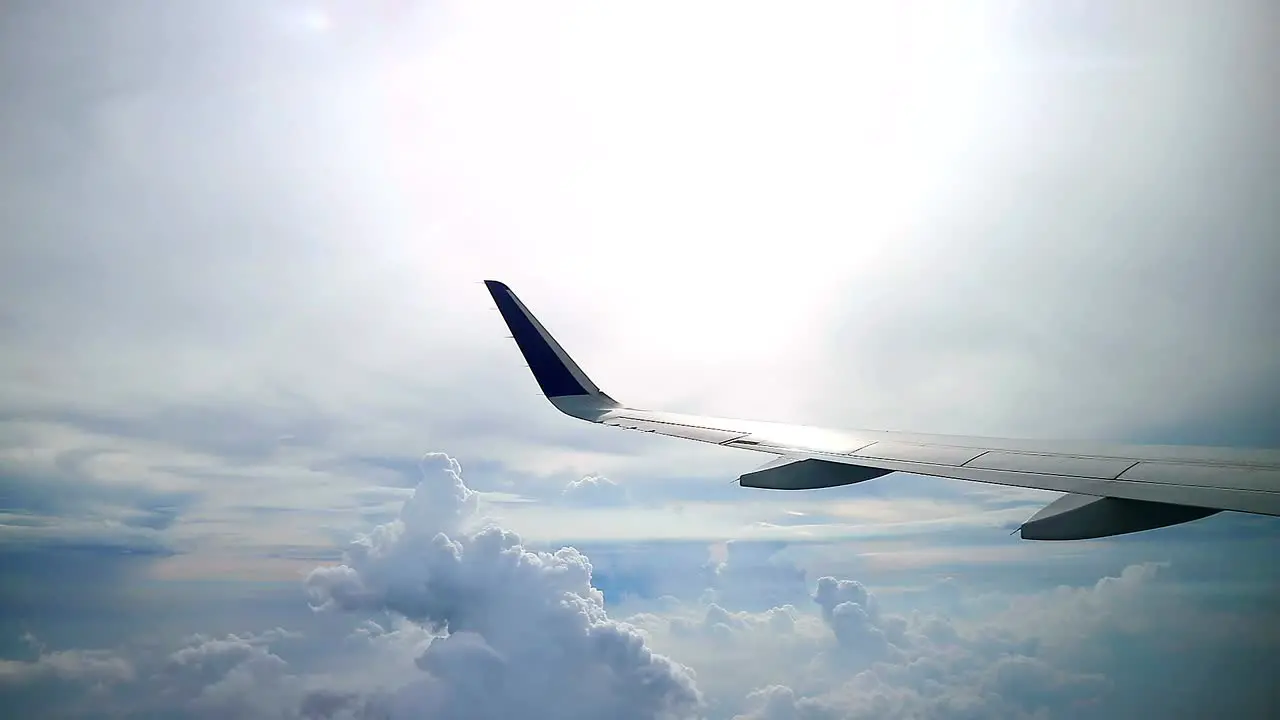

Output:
xmin=0 ymin=647 xmax=135 ymax=688
xmin=305 ymin=453 xmax=702 ymax=719
xmin=561 ymin=474 xmax=632 ymax=507
xmin=635 ymin=564 xmax=1192 ymax=719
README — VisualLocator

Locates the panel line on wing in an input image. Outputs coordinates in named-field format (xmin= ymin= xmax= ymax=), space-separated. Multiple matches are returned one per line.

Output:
xmin=603 ymin=416 xmax=752 ymax=445
xmin=842 ymin=442 xmax=880 ymax=456
xmin=854 ymin=441 xmax=987 ymax=466
xmin=1112 ymin=460 xmax=1142 ymax=479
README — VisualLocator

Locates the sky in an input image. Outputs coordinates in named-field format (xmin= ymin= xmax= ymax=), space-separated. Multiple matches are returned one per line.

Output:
xmin=1 ymin=0 xmax=1279 ymax=717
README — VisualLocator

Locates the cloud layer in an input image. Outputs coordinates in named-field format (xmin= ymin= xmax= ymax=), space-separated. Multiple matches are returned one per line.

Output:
xmin=1 ymin=453 xmax=1277 ymax=717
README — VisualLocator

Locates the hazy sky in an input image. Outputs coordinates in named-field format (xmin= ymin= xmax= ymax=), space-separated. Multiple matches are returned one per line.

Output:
xmin=2 ymin=1 xmax=1278 ymax=718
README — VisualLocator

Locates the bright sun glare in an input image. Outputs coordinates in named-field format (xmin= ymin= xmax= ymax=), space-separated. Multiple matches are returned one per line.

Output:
xmin=292 ymin=7 xmax=333 ymax=34
xmin=353 ymin=2 xmax=1016 ymax=407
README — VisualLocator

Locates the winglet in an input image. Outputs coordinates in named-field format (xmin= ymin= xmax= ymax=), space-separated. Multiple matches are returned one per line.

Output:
xmin=484 ymin=280 xmax=620 ymax=419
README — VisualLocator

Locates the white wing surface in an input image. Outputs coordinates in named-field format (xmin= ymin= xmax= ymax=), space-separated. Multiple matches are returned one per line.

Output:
xmin=484 ymin=280 xmax=1280 ymax=540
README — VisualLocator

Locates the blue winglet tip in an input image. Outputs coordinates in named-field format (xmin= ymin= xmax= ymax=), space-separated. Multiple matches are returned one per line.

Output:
xmin=483 ymin=279 xmax=594 ymax=400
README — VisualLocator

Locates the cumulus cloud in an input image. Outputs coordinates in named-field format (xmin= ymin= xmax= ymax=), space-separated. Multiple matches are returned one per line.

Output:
xmin=703 ymin=541 xmax=810 ymax=612
xmin=812 ymin=576 xmax=874 ymax=621
xmin=156 ymin=629 xmax=305 ymax=718
xmin=669 ymin=603 xmax=799 ymax=645
xmin=305 ymin=452 xmax=702 ymax=719
xmin=561 ymin=474 xmax=632 ymax=507
xmin=637 ymin=562 xmax=1221 ymax=719
xmin=0 ymin=629 xmax=309 ymax=718
xmin=734 ymin=685 xmax=815 ymax=720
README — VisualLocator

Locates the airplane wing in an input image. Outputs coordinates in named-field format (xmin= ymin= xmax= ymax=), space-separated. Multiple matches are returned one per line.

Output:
xmin=484 ymin=280 xmax=1280 ymax=540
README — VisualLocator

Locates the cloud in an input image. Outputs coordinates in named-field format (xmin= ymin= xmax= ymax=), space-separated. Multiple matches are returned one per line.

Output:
xmin=156 ymin=629 xmax=305 ymax=718
xmin=305 ymin=453 xmax=702 ymax=719
xmin=0 ymin=642 xmax=134 ymax=688
xmin=561 ymin=474 xmax=632 ymax=507
xmin=0 ymin=629 xmax=304 ymax=718
xmin=637 ymin=549 xmax=1277 ymax=718
xmin=642 ymin=564 xmax=1177 ymax=719
xmin=812 ymin=576 xmax=874 ymax=621
xmin=0 ymin=450 xmax=1276 ymax=718
xmin=704 ymin=541 xmax=810 ymax=612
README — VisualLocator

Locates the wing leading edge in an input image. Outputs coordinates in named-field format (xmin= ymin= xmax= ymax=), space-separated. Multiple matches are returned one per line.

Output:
xmin=483 ymin=280 xmax=1280 ymax=540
